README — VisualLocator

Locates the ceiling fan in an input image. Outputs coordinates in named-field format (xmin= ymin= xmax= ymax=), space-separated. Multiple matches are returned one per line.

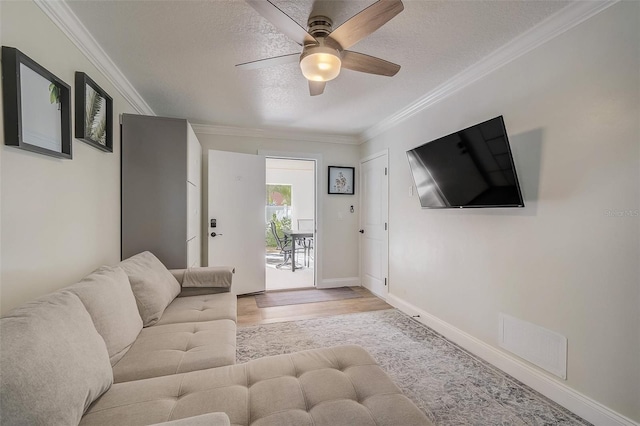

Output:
xmin=237 ymin=0 xmax=404 ymax=96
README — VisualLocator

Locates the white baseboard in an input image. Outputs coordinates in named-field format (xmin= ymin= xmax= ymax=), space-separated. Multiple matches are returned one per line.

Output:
xmin=319 ymin=277 xmax=360 ymax=289
xmin=387 ymin=293 xmax=639 ymax=426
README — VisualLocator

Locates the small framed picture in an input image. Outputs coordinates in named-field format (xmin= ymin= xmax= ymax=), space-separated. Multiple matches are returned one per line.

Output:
xmin=328 ymin=166 xmax=355 ymax=195
xmin=75 ymin=72 xmax=113 ymax=152
xmin=2 ymin=46 xmax=72 ymax=159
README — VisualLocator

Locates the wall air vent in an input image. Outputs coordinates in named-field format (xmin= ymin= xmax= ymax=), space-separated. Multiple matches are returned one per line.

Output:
xmin=499 ymin=313 xmax=567 ymax=379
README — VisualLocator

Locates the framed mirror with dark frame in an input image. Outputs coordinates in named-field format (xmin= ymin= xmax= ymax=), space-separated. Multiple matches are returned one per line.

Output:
xmin=1 ymin=46 xmax=72 ymax=159
xmin=74 ymin=72 xmax=113 ymax=152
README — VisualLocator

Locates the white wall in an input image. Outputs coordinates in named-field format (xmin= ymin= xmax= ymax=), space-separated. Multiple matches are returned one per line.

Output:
xmin=197 ymin=133 xmax=360 ymax=285
xmin=0 ymin=1 xmax=137 ymax=314
xmin=362 ymin=2 xmax=639 ymax=422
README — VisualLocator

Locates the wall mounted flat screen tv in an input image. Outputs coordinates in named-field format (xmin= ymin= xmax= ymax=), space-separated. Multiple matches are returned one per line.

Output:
xmin=406 ymin=116 xmax=524 ymax=208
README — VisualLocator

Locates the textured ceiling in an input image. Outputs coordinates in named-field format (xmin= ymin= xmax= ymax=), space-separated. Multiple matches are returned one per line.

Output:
xmin=67 ymin=0 xmax=570 ymax=136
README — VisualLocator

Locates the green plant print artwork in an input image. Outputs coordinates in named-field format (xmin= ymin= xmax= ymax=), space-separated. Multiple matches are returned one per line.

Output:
xmin=48 ymin=83 xmax=60 ymax=109
xmin=85 ymin=84 xmax=107 ymax=146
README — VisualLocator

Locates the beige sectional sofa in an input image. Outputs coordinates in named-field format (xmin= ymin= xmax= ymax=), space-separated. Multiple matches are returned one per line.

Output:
xmin=0 ymin=251 xmax=432 ymax=426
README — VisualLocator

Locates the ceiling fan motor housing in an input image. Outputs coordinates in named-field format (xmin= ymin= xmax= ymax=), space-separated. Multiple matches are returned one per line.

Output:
xmin=299 ymin=16 xmax=343 ymax=82
xmin=307 ymin=16 xmax=334 ymax=39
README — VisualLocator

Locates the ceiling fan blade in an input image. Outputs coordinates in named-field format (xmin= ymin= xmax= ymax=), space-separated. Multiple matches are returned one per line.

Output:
xmin=309 ymin=80 xmax=326 ymax=96
xmin=340 ymin=51 xmax=400 ymax=76
xmin=246 ymin=0 xmax=317 ymax=46
xmin=325 ymin=0 xmax=404 ymax=51
xmin=236 ymin=53 xmax=300 ymax=70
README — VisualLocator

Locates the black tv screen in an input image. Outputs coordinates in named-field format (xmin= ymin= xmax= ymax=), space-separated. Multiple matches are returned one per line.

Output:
xmin=406 ymin=116 xmax=524 ymax=208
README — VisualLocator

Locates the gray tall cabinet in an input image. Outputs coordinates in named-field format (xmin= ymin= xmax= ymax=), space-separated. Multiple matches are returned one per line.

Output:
xmin=121 ymin=114 xmax=202 ymax=269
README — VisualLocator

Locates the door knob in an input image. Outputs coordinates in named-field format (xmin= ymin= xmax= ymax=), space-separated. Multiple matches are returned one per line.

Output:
xmin=359 ymin=229 xmax=365 ymax=234
xmin=210 ymin=232 xmax=223 ymax=237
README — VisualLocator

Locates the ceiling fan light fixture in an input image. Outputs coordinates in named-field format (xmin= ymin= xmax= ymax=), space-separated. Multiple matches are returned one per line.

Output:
xmin=300 ymin=46 xmax=341 ymax=82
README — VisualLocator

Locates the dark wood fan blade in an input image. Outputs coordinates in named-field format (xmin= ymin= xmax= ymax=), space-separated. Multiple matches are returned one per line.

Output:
xmin=236 ymin=53 xmax=300 ymax=70
xmin=309 ymin=80 xmax=326 ymax=96
xmin=246 ymin=0 xmax=317 ymax=46
xmin=340 ymin=51 xmax=400 ymax=76
xmin=325 ymin=0 xmax=404 ymax=50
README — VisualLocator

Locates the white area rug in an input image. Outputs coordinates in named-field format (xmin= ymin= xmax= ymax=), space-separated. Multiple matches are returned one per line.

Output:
xmin=237 ymin=309 xmax=591 ymax=426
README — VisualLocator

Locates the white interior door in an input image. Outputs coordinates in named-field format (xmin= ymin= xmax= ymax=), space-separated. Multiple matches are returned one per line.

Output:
xmin=360 ymin=152 xmax=389 ymax=299
xmin=208 ymin=150 xmax=265 ymax=295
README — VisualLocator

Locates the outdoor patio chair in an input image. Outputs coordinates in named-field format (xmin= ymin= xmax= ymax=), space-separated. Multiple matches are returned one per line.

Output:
xmin=270 ymin=221 xmax=294 ymax=269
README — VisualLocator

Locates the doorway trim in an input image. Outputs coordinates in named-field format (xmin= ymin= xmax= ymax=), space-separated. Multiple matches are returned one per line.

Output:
xmin=259 ymin=150 xmax=323 ymax=288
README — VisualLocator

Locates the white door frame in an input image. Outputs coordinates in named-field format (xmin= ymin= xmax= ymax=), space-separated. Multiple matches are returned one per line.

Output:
xmin=259 ymin=150 xmax=323 ymax=287
xmin=359 ymin=149 xmax=389 ymax=299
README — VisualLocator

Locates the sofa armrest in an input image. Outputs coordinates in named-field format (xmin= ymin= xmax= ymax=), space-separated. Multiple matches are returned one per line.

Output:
xmin=170 ymin=269 xmax=187 ymax=284
xmin=169 ymin=266 xmax=235 ymax=289
xmin=149 ymin=413 xmax=230 ymax=426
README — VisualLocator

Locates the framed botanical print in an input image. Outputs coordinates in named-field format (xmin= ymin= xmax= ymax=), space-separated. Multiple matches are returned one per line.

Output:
xmin=328 ymin=166 xmax=355 ymax=195
xmin=2 ymin=46 xmax=72 ymax=159
xmin=75 ymin=72 xmax=113 ymax=152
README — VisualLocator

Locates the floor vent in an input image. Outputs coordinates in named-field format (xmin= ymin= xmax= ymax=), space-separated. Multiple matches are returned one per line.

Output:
xmin=499 ymin=313 xmax=567 ymax=379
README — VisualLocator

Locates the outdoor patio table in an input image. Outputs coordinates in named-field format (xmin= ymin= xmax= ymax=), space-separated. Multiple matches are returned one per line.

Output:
xmin=283 ymin=230 xmax=313 ymax=272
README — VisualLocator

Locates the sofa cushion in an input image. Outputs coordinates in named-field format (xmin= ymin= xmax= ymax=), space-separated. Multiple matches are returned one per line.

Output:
xmin=112 ymin=319 xmax=236 ymax=383
xmin=0 ymin=291 xmax=113 ymax=426
xmin=80 ymin=345 xmax=431 ymax=426
xmin=67 ymin=266 xmax=143 ymax=365
xmin=155 ymin=292 xmax=237 ymax=325
xmin=119 ymin=251 xmax=181 ymax=326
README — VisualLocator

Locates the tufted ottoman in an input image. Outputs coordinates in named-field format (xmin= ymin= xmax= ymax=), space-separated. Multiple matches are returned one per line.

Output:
xmin=81 ymin=345 xmax=432 ymax=426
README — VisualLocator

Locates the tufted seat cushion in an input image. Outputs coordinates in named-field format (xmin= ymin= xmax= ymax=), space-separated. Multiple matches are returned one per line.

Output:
xmin=112 ymin=319 xmax=236 ymax=383
xmin=81 ymin=345 xmax=431 ymax=426
xmin=154 ymin=292 xmax=237 ymax=325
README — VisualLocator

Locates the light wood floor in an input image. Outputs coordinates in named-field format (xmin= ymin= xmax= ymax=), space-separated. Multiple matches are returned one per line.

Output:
xmin=237 ymin=286 xmax=392 ymax=327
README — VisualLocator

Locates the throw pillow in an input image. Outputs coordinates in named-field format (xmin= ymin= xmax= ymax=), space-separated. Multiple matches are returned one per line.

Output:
xmin=119 ymin=251 xmax=181 ymax=326
xmin=67 ymin=265 xmax=143 ymax=365
xmin=0 ymin=291 xmax=112 ymax=425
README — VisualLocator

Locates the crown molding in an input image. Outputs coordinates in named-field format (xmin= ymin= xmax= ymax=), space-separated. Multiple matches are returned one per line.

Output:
xmin=191 ymin=123 xmax=360 ymax=145
xmin=34 ymin=0 xmax=155 ymax=116
xmin=38 ymin=0 xmax=616 ymax=144
xmin=359 ymin=1 xmax=619 ymax=143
